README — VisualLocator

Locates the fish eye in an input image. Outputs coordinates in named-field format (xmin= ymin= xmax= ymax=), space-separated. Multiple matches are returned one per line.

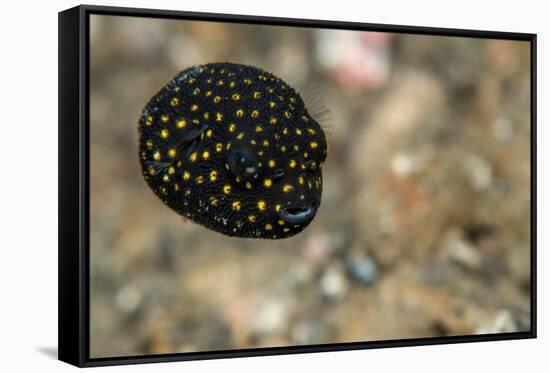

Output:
xmin=228 ymin=148 xmax=259 ymax=182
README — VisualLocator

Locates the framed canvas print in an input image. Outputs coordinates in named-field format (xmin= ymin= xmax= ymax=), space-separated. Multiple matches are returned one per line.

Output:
xmin=58 ymin=5 xmax=537 ymax=367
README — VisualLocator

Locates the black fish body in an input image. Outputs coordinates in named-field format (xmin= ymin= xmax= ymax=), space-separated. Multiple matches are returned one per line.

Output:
xmin=138 ymin=63 xmax=327 ymax=239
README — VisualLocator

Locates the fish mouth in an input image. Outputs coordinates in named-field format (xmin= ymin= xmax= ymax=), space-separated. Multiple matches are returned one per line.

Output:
xmin=277 ymin=200 xmax=320 ymax=225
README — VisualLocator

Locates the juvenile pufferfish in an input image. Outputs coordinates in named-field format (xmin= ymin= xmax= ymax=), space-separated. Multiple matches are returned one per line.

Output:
xmin=138 ymin=63 xmax=328 ymax=239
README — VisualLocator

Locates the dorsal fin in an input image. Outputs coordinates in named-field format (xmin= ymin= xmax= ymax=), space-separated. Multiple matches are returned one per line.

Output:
xmin=300 ymin=81 xmax=333 ymax=136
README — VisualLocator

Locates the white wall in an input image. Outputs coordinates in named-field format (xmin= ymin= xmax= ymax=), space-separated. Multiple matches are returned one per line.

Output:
xmin=0 ymin=0 xmax=545 ymax=371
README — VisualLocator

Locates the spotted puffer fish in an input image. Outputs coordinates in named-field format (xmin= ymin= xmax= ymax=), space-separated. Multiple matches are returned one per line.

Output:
xmin=138 ymin=63 xmax=328 ymax=239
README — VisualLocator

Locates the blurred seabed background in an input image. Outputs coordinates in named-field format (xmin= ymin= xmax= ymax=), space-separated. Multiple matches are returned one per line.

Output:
xmin=89 ymin=15 xmax=531 ymax=358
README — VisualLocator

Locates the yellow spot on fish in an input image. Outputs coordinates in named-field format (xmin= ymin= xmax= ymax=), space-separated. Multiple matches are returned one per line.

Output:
xmin=310 ymin=141 xmax=318 ymax=149
xmin=269 ymin=117 xmax=277 ymax=125
xmin=183 ymin=171 xmax=190 ymax=180
xmin=258 ymin=201 xmax=266 ymax=211
xmin=206 ymin=129 xmax=213 ymax=137
xmin=284 ymin=111 xmax=291 ymax=119
xmin=236 ymin=109 xmax=244 ymax=118
xmin=146 ymin=116 xmax=153 ymax=126
xmin=245 ymin=182 xmax=252 ymax=189
xmin=265 ymin=224 xmax=273 ymax=231
xmin=278 ymin=220 xmax=285 ymax=226
xmin=275 ymin=204 xmax=281 ymax=212
xmin=148 ymin=166 xmax=156 ymax=175
xmin=161 ymin=115 xmax=169 ymax=123
xmin=263 ymin=139 xmax=269 ymax=147
xmin=188 ymin=78 xmax=196 ymax=84
xmin=203 ymin=112 xmax=210 ymax=120
xmin=168 ymin=166 xmax=175 ymax=175
xmin=196 ymin=175 xmax=204 ymax=184
xmin=153 ymin=151 xmax=161 ymax=161
xmin=283 ymin=228 xmax=290 ymax=233
xmin=160 ymin=129 xmax=169 ymax=139
xmin=237 ymin=132 xmax=245 ymax=140
xmin=268 ymin=160 xmax=276 ymax=168
xmin=244 ymin=78 xmax=252 ymax=85
xmin=209 ymin=170 xmax=217 ymax=182
xmin=283 ymin=184 xmax=293 ymax=193
xmin=170 ymin=97 xmax=180 ymax=106
xmin=255 ymin=126 xmax=263 ymax=133
xmin=214 ymin=96 xmax=221 ymax=104
xmin=202 ymin=151 xmax=210 ymax=160
xmin=146 ymin=139 xmax=153 ymax=149
xmin=174 ymin=183 xmax=180 ymax=191
xmin=289 ymin=159 xmax=296 ymax=168
xmin=216 ymin=112 xmax=223 ymax=122
xmin=296 ymin=128 xmax=302 ymax=135
xmin=216 ymin=79 xmax=224 ymax=86
xmin=168 ymin=148 xmax=176 ymax=158
xmin=216 ymin=143 xmax=223 ymax=152
xmin=223 ymin=185 xmax=231 ymax=194
xmin=281 ymin=146 xmax=287 ymax=152
xmin=193 ymin=88 xmax=200 ymax=95
xmin=253 ymin=91 xmax=261 ymax=99
xmin=232 ymin=201 xmax=241 ymax=211
xmin=307 ymin=128 xmax=316 ymax=134
xmin=163 ymin=174 xmax=170 ymax=182
xmin=205 ymin=90 xmax=212 ymax=97
xmin=232 ymin=93 xmax=241 ymax=101
xmin=229 ymin=81 xmax=236 ymax=88
xmin=210 ymin=197 xmax=219 ymax=206
xmin=248 ymin=215 xmax=256 ymax=222
xmin=229 ymin=123 xmax=236 ymax=132
xmin=177 ymin=119 xmax=187 ymax=128
xmin=191 ymin=104 xmax=199 ymax=112
xmin=190 ymin=152 xmax=197 ymax=162
xmin=269 ymin=101 xmax=276 ymax=108
xmin=264 ymin=179 xmax=272 ymax=188
xmin=251 ymin=110 xmax=260 ymax=118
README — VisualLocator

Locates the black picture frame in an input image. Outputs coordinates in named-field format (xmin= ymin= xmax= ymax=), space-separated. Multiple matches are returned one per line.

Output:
xmin=58 ymin=4 xmax=537 ymax=368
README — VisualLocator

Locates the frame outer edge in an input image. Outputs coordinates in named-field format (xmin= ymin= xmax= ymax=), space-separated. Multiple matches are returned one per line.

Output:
xmin=530 ymin=33 xmax=537 ymax=338
xmin=60 ymin=4 xmax=537 ymax=367
xmin=58 ymin=5 xmax=85 ymax=367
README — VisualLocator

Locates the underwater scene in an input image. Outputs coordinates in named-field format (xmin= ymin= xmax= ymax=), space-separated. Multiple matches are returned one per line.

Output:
xmin=89 ymin=14 xmax=531 ymax=357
